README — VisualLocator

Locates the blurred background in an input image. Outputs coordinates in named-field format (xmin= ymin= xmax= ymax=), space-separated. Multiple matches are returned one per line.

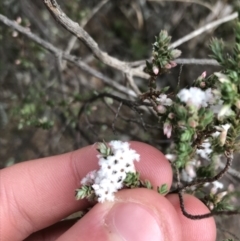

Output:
xmin=0 ymin=0 xmax=240 ymax=239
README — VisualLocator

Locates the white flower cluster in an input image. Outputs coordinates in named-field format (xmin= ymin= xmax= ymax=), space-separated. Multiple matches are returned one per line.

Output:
xmin=177 ymin=87 xmax=214 ymax=109
xmin=81 ymin=141 xmax=140 ymax=203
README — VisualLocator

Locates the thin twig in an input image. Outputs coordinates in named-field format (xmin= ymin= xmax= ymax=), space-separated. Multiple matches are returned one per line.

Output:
xmin=62 ymin=0 xmax=109 ymax=70
xmin=147 ymin=0 xmax=213 ymax=12
xmin=55 ymin=53 xmax=66 ymax=100
xmin=217 ymin=227 xmax=240 ymax=241
xmin=175 ymin=151 xmax=240 ymax=219
xmin=125 ymin=73 xmax=142 ymax=95
xmin=112 ymin=102 xmax=123 ymax=134
xmin=0 ymin=13 xmax=137 ymax=98
xmin=170 ymin=12 xmax=238 ymax=49
xmin=76 ymin=92 xmax=150 ymax=132
xmin=178 ymin=189 xmax=240 ymax=219
xmin=42 ymin=0 xmax=148 ymax=79
xmin=177 ymin=64 xmax=183 ymax=88
xmin=219 ymin=162 xmax=240 ymax=180
xmin=175 ymin=151 xmax=233 ymax=192
xmin=102 ymin=99 xmax=149 ymax=131
xmin=127 ymin=12 xmax=237 ymax=69
xmin=129 ymin=58 xmax=220 ymax=68
xmin=175 ymin=58 xmax=219 ymax=66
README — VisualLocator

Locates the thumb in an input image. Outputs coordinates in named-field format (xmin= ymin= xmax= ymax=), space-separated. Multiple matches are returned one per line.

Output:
xmin=57 ymin=188 xmax=182 ymax=241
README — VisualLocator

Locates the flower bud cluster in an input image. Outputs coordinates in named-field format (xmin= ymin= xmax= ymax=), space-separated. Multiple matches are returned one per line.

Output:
xmin=144 ymin=30 xmax=181 ymax=76
xmin=140 ymin=19 xmax=240 ymax=216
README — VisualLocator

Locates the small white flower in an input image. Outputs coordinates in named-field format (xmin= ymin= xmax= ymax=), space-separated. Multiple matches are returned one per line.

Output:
xmin=211 ymin=181 xmax=224 ymax=195
xmin=212 ymin=131 xmax=220 ymax=138
xmin=110 ymin=140 xmax=130 ymax=151
xmin=94 ymin=184 xmax=115 ymax=203
xmin=196 ymin=141 xmax=212 ymax=160
xmin=165 ymin=154 xmax=176 ymax=161
xmin=181 ymin=169 xmax=191 ymax=182
xmin=217 ymin=104 xmax=233 ymax=120
xmin=221 ymin=123 xmax=231 ymax=131
xmin=181 ymin=159 xmax=200 ymax=182
xmin=204 ymin=88 xmax=215 ymax=105
xmin=214 ymin=72 xmax=230 ymax=83
xmin=219 ymin=123 xmax=231 ymax=146
xmin=81 ymin=170 xmax=97 ymax=185
xmin=216 ymin=191 xmax=227 ymax=203
xmin=156 ymin=94 xmax=173 ymax=106
xmin=177 ymin=87 xmax=203 ymax=108
xmin=215 ymin=124 xmax=231 ymax=141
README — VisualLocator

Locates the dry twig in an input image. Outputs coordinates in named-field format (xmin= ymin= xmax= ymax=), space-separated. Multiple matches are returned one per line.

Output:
xmin=0 ymin=13 xmax=137 ymax=98
xmin=170 ymin=12 xmax=238 ymax=49
xmin=62 ymin=0 xmax=110 ymax=70
xmin=175 ymin=151 xmax=240 ymax=219
xmin=147 ymin=0 xmax=213 ymax=12
xmin=42 ymin=0 xmax=148 ymax=79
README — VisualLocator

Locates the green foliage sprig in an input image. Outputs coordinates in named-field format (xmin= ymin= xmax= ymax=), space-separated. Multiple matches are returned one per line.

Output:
xmin=141 ymin=19 xmax=240 ymax=218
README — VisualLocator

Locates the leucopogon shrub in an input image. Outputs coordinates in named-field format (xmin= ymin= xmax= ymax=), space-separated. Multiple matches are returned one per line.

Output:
xmin=76 ymin=19 xmax=240 ymax=220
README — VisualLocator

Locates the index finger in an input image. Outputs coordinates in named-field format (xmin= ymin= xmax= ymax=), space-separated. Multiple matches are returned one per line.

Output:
xmin=1 ymin=141 xmax=172 ymax=240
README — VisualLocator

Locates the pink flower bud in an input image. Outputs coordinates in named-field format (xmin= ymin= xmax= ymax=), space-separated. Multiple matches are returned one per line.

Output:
xmin=164 ymin=63 xmax=172 ymax=69
xmin=200 ymin=82 xmax=206 ymax=88
xmin=208 ymin=202 xmax=214 ymax=210
xmin=152 ymin=66 xmax=159 ymax=75
xmin=169 ymin=61 xmax=177 ymax=68
xmin=200 ymin=71 xmax=207 ymax=78
xmin=163 ymin=122 xmax=172 ymax=138
xmin=188 ymin=119 xmax=198 ymax=128
xmin=157 ymin=105 xmax=167 ymax=114
xmin=168 ymin=112 xmax=175 ymax=119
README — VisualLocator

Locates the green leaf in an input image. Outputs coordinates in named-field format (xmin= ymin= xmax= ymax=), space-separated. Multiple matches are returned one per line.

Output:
xmin=75 ymin=185 xmax=93 ymax=200
xmin=142 ymin=180 xmax=153 ymax=189
xmin=96 ymin=141 xmax=113 ymax=157
xmin=209 ymin=38 xmax=225 ymax=64
xmin=161 ymin=86 xmax=170 ymax=93
xmin=157 ymin=184 xmax=168 ymax=195
xmin=124 ymin=172 xmax=141 ymax=188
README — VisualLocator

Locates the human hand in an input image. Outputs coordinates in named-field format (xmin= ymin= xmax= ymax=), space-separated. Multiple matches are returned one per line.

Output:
xmin=1 ymin=142 xmax=216 ymax=241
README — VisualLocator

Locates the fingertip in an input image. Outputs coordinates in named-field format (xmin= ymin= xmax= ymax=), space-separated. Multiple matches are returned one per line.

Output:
xmin=2 ymin=141 xmax=172 ymax=240
xmin=24 ymin=220 xmax=76 ymax=241
xmin=57 ymin=189 xmax=182 ymax=241
xmin=129 ymin=141 xmax=172 ymax=189
xmin=167 ymin=194 xmax=217 ymax=241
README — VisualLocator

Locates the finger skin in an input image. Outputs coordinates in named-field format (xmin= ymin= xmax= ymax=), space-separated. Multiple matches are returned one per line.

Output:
xmin=23 ymin=193 xmax=217 ymax=241
xmin=0 ymin=142 xmax=172 ymax=240
xmin=56 ymin=188 xmax=183 ymax=241
xmin=167 ymin=194 xmax=216 ymax=241
xmin=24 ymin=220 xmax=76 ymax=241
